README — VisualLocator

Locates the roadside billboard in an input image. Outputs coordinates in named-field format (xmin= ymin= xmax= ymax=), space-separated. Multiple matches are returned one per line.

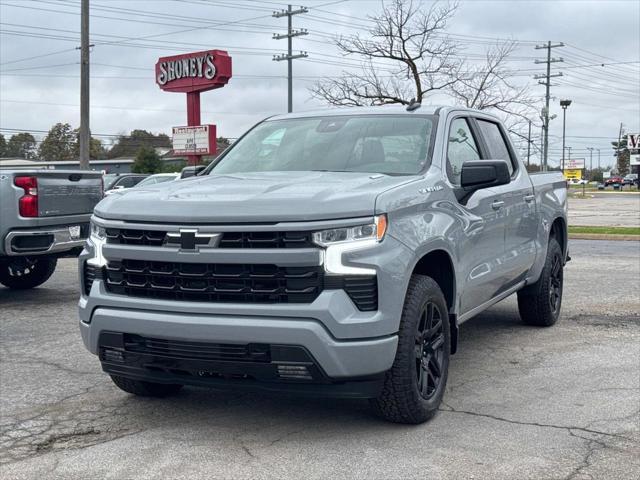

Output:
xmin=563 ymin=169 xmax=582 ymax=180
xmin=565 ymin=158 xmax=585 ymax=169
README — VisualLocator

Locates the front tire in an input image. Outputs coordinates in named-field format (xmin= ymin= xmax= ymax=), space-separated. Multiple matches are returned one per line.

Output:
xmin=0 ymin=256 xmax=57 ymax=289
xmin=371 ymin=275 xmax=450 ymax=424
xmin=517 ymin=238 xmax=564 ymax=327
xmin=110 ymin=375 xmax=183 ymax=397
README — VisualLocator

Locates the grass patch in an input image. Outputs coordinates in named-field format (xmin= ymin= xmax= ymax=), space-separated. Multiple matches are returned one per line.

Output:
xmin=568 ymin=226 xmax=640 ymax=235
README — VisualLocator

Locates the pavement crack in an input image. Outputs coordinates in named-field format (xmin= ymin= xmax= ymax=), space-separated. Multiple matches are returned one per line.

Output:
xmin=34 ymin=427 xmax=101 ymax=453
xmin=438 ymin=405 xmax=633 ymax=441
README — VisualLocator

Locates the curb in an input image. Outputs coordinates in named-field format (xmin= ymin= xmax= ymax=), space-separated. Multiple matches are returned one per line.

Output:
xmin=569 ymin=233 xmax=640 ymax=241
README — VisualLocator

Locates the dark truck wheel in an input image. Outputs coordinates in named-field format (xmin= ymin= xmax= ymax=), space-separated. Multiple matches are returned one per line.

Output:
xmin=371 ymin=275 xmax=450 ymax=424
xmin=110 ymin=375 xmax=183 ymax=397
xmin=517 ymin=238 xmax=563 ymax=327
xmin=0 ymin=256 xmax=57 ymax=289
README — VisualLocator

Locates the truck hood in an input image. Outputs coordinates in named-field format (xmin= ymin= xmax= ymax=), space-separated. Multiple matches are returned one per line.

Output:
xmin=94 ymin=171 xmax=419 ymax=223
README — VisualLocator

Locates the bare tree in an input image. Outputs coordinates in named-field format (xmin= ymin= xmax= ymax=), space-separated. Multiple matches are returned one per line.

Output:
xmin=311 ymin=0 xmax=540 ymax=130
xmin=311 ymin=0 xmax=460 ymax=106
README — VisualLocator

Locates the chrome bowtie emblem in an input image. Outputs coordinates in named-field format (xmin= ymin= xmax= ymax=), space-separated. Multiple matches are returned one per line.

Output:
xmin=164 ymin=229 xmax=222 ymax=251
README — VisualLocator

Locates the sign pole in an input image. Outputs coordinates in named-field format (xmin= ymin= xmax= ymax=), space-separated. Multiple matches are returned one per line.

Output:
xmin=155 ymin=49 xmax=231 ymax=165
xmin=186 ymin=91 xmax=201 ymax=166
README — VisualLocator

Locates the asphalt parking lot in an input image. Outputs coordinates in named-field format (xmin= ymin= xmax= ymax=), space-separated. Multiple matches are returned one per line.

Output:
xmin=1 ymin=239 xmax=639 ymax=480
xmin=568 ymin=192 xmax=640 ymax=227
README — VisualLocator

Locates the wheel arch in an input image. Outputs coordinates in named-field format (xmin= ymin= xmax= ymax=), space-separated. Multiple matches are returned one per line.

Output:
xmin=550 ymin=216 xmax=568 ymax=260
xmin=411 ymin=249 xmax=458 ymax=354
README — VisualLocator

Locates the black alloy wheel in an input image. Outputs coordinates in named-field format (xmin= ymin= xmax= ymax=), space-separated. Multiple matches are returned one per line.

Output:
xmin=415 ymin=301 xmax=445 ymax=400
xmin=548 ymin=252 xmax=563 ymax=316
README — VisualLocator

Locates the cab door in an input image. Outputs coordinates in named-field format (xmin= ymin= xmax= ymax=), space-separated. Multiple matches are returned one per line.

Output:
xmin=474 ymin=118 xmax=537 ymax=288
xmin=444 ymin=116 xmax=508 ymax=315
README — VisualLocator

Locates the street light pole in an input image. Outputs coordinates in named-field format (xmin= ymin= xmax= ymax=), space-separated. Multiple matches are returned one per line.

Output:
xmin=560 ymin=99 xmax=572 ymax=172
xmin=587 ymin=147 xmax=594 ymax=178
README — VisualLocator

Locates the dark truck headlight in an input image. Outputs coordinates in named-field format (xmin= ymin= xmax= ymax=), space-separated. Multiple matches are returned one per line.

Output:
xmin=313 ymin=214 xmax=387 ymax=275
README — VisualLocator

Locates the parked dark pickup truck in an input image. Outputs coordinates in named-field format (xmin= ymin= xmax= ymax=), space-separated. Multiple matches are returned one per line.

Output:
xmin=80 ymin=106 xmax=568 ymax=424
xmin=0 ymin=169 xmax=103 ymax=289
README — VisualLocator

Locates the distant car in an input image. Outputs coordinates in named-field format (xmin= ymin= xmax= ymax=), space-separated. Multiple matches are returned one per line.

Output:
xmin=604 ymin=176 xmax=624 ymax=186
xmin=568 ymin=179 xmax=587 ymax=185
xmin=622 ymin=174 xmax=638 ymax=186
xmin=103 ymin=174 xmax=148 ymax=195
xmin=134 ymin=173 xmax=179 ymax=188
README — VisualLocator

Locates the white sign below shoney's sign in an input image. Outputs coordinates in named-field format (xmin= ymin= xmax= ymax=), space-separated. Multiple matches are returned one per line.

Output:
xmin=565 ymin=158 xmax=585 ymax=169
xmin=172 ymin=125 xmax=216 ymax=156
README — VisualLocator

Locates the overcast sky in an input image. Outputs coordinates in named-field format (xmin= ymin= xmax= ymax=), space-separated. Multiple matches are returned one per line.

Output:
xmin=1 ymin=0 xmax=638 ymax=168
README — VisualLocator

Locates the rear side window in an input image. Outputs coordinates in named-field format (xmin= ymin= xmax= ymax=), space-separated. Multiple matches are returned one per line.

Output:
xmin=446 ymin=118 xmax=480 ymax=185
xmin=476 ymin=120 xmax=515 ymax=175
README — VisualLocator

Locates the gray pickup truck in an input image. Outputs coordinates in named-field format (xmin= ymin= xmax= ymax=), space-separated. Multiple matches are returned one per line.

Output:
xmin=79 ymin=106 xmax=568 ymax=424
xmin=0 ymin=169 xmax=103 ymax=289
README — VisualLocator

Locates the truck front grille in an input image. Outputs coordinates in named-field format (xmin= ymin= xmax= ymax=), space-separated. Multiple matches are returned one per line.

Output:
xmin=83 ymin=263 xmax=101 ymax=295
xmin=105 ymin=228 xmax=314 ymax=249
xmin=104 ymin=259 xmax=323 ymax=304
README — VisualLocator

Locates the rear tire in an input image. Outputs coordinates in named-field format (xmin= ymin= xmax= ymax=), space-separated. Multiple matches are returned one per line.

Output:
xmin=110 ymin=375 xmax=183 ymax=397
xmin=371 ymin=275 xmax=450 ymax=424
xmin=0 ymin=256 xmax=57 ymax=289
xmin=517 ymin=238 xmax=563 ymax=327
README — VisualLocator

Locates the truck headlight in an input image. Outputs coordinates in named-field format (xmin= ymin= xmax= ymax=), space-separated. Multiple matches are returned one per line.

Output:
xmin=90 ymin=221 xmax=106 ymax=241
xmin=313 ymin=215 xmax=387 ymax=275
xmin=87 ymin=219 xmax=107 ymax=267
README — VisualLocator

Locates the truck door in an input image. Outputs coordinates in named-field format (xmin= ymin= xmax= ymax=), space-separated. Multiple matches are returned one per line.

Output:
xmin=475 ymin=119 xmax=537 ymax=288
xmin=445 ymin=117 xmax=508 ymax=314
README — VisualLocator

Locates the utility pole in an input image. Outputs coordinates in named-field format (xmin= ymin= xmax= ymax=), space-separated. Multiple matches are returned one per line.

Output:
xmin=79 ymin=0 xmax=90 ymax=170
xmin=597 ymin=148 xmax=601 ymax=170
xmin=616 ymin=122 xmax=624 ymax=172
xmin=527 ymin=120 xmax=532 ymax=167
xmin=272 ymin=5 xmax=308 ymax=113
xmin=534 ymin=41 xmax=564 ymax=171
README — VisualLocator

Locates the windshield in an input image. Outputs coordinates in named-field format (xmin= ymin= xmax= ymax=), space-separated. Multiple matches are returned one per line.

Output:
xmin=209 ymin=115 xmax=436 ymax=176
xmin=136 ymin=175 xmax=176 ymax=187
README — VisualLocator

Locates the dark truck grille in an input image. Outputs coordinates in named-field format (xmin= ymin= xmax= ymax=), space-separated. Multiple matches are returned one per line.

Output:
xmin=100 ymin=259 xmax=377 ymax=310
xmin=105 ymin=228 xmax=314 ymax=249
xmin=83 ymin=263 xmax=102 ymax=295
xmin=104 ymin=259 xmax=323 ymax=304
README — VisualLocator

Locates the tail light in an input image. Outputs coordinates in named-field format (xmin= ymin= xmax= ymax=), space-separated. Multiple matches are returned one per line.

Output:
xmin=14 ymin=176 xmax=38 ymax=217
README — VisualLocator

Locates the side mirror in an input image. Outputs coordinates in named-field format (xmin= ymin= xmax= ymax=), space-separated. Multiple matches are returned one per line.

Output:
xmin=460 ymin=160 xmax=511 ymax=192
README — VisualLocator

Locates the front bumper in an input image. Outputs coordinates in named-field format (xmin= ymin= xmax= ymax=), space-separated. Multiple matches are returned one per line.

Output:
xmin=79 ymin=219 xmax=414 ymax=389
xmin=4 ymin=223 xmax=88 ymax=256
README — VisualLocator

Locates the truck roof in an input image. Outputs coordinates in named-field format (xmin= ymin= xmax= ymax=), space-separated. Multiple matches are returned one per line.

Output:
xmin=266 ymin=104 xmax=500 ymax=121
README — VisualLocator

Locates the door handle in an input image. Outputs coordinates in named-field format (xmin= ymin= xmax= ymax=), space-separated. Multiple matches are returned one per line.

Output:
xmin=491 ymin=200 xmax=505 ymax=210
xmin=524 ymin=194 xmax=535 ymax=203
